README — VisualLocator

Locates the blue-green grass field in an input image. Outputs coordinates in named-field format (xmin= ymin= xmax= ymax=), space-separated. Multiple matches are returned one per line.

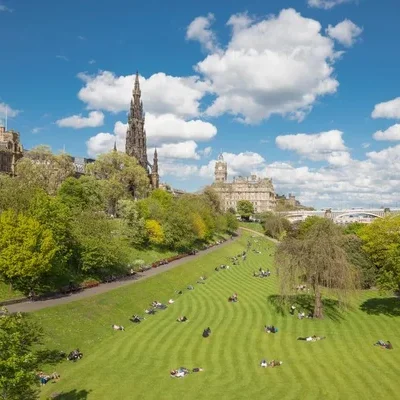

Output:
xmin=35 ymin=232 xmax=400 ymax=400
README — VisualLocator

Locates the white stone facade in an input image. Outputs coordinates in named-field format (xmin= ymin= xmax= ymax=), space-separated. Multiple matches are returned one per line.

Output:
xmin=212 ymin=154 xmax=276 ymax=213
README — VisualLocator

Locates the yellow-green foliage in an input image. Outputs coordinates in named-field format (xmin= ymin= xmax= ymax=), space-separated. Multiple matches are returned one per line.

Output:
xmin=145 ymin=219 xmax=165 ymax=245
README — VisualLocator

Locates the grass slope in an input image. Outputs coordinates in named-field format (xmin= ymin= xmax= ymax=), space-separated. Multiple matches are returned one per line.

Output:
xmin=37 ymin=232 xmax=400 ymax=400
xmin=238 ymin=221 xmax=265 ymax=234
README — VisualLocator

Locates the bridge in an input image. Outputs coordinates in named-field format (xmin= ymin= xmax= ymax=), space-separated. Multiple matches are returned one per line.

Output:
xmin=278 ymin=208 xmax=400 ymax=224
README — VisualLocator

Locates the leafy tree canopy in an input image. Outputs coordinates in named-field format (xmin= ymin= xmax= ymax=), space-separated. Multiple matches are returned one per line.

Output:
xmin=237 ymin=200 xmax=254 ymax=220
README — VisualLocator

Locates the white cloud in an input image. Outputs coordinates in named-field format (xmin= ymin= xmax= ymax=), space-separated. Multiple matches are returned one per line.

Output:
xmin=308 ymin=0 xmax=355 ymax=9
xmin=56 ymin=55 xmax=69 ymax=61
xmin=199 ymin=151 xmax=266 ymax=178
xmin=56 ymin=111 xmax=104 ymax=129
xmin=159 ymin=162 xmax=199 ymax=179
xmin=192 ymin=8 xmax=342 ymax=123
xmin=361 ymin=142 xmax=370 ymax=149
xmin=373 ymin=124 xmax=400 ymax=141
xmin=0 ymin=4 xmax=13 ymax=12
xmin=200 ymin=146 xmax=212 ymax=157
xmin=0 ymin=102 xmax=20 ymax=118
xmin=186 ymin=13 xmax=219 ymax=53
xmin=326 ymin=20 xmax=363 ymax=47
xmin=88 ymin=59 xmax=96 ymax=65
xmin=78 ymin=35 xmax=86 ymax=40
xmin=372 ymin=97 xmax=400 ymax=119
xmin=31 ymin=127 xmax=43 ymax=134
xmin=148 ymin=141 xmax=200 ymax=160
xmin=87 ymin=113 xmax=216 ymax=157
xmin=276 ymin=130 xmax=351 ymax=166
xmin=77 ymin=71 xmax=208 ymax=117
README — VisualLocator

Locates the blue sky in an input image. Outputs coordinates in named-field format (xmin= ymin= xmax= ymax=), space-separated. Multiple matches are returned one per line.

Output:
xmin=1 ymin=0 xmax=400 ymax=208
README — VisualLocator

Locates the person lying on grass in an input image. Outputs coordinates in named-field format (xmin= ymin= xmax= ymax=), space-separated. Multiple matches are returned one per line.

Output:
xmin=187 ymin=285 xmax=194 ymax=290
xmin=145 ymin=308 xmax=156 ymax=315
xmin=170 ymin=367 xmax=203 ymax=377
xmin=130 ymin=315 xmax=144 ymax=323
xmin=267 ymin=360 xmax=283 ymax=367
xmin=177 ymin=316 xmax=188 ymax=322
xmin=374 ymin=340 xmax=393 ymax=349
xmin=297 ymin=335 xmax=325 ymax=342
xmin=265 ymin=325 xmax=278 ymax=334
xmin=37 ymin=371 xmax=60 ymax=385
xmin=260 ymin=360 xmax=267 ymax=368
xmin=152 ymin=301 xmax=167 ymax=309
xmin=112 ymin=324 xmax=124 ymax=331
xmin=168 ymin=299 xmax=174 ymax=304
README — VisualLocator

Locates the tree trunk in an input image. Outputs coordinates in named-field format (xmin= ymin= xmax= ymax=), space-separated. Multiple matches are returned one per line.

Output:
xmin=313 ymin=286 xmax=324 ymax=319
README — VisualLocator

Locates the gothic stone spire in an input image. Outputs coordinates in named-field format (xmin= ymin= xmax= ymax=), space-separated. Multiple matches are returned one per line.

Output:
xmin=125 ymin=71 xmax=148 ymax=171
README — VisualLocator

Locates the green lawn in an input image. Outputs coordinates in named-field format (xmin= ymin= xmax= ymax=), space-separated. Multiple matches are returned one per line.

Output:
xmin=35 ymin=232 xmax=400 ymax=400
xmin=239 ymin=221 xmax=265 ymax=234
xmin=0 ymin=282 xmax=23 ymax=302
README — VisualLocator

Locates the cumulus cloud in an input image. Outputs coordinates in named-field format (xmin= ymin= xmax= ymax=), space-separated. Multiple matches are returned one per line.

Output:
xmin=56 ymin=111 xmax=104 ymax=129
xmin=186 ymin=13 xmax=219 ymax=53
xmin=148 ymin=141 xmax=200 ymax=160
xmin=308 ymin=0 xmax=355 ymax=9
xmin=326 ymin=20 xmax=363 ymax=47
xmin=191 ymin=8 xmax=342 ymax=123
xmin=0 ymin=4 xmax=13 ymax=12
xmin=87 ymin=113 xmax=216 ymax=157
xmin=276 ymin=130 xmax=351 ymax=166
xmin=373 ymin=124 xmax=400 ymax=141
xmin=193 ymin=143 xmax=400 ymax=208
xmin=0 ymin=102 xmax=20 ymax=118
xmin=77 ymin=71 xmax=208 ymax=117
xmin=372 ymin=97 xmax=400 ymax=119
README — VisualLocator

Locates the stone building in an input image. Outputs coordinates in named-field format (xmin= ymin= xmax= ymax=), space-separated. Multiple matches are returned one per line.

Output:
xmin=212 ymin=154 xmax=276 ymax=213
xmin=0 ymin=126 xmax=24 ymax=175
xmin=125 ymin=72 xmax=159 ymax=189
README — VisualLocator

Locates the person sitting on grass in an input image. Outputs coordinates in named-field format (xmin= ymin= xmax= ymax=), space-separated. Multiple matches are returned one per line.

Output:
xmin=177 ymin=316 xmax=188 ymax=322
xmin=298 ymin=311 xmax=305 ymax=320
xmin=260 ymin=359 xmax=267 ymax=368
xmin=131 ymin=315 xmax=144 ymax=323
xmin=202 ymin=327 xmax=211 ymax=337
xmin=265 ymin=325 xmax=278 ymax=334
xmin=168 ymin=299 xmax=174 ymax=304
xmin=187 ymin=285 xmax=194 ymax=290
xmin=228 ymin=293 xmax=238 ymax=302
xmin=176 ymin=290 xmax=183 ymax=295
xmin=215 ymin=266 xmax=219 ymax=271
xmin=290 ymin=305 xmax=296 ymax=315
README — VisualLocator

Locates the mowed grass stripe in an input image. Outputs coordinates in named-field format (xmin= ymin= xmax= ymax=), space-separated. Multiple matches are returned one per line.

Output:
xmin=37 ymin=232 xmax=400 ymax=400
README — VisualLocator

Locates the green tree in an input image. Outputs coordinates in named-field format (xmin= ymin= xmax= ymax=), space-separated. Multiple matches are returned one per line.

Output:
xmin=202 ymin=186 xmax=222 ymax=214
xmin=0 ymin=308 xmax=42 ymax=400
xmin=117 ymin=200 xmax=148 ymax=247
xmin=358 ymin=216 xmax=400 ymax=291
xmin=297 ymin=216 xmax=324 ymax=238
xmin=86 ymin=151 xmax=150 ymax=215
xmin=0 ymin=211 xmax=58 ymax=293
xmin=58 ymin=176 xmax=104 ymax=211
xmin=0 ymin=175 xmax=35 ymax=214
xmin=237 ymin=200 xmax=254 ymax=220
xmin=16 ymin=145 xmax=75 ymax=195
xmin=275 ymin=219 xmax=360 ymax=318
xmin=264 ymin=214 xmax=291 ymax=240
xmin=344 ymin=235 xmax=376 ymax=289
xmin=225 ymin=212 xmax=239 ymax=233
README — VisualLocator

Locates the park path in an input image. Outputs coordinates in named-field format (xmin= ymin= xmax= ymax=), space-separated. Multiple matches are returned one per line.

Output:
xmin=239 ymin=226 xmax=280 ymax=244
xmin=6 ymin=235 xmax=240 ymax=314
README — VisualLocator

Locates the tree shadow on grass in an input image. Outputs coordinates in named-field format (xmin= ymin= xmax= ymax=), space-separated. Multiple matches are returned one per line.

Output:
xmin=37 ymin=349 xmax=66 ymax=366
xmin=48 ymin=389 xmax=91 ymax=400
xmin=268 ymin=294 xmax=346 ymax=322
xmin=360 ymin=297 xmax=400 ymax=317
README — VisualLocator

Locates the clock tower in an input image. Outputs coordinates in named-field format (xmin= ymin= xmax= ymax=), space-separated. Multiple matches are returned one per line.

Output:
xmin=214 ymin=153 xmax=227 ymax=183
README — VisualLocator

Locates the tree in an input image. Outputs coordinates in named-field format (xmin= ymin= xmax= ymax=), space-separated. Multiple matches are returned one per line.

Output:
xmin=297 ymin=216 xmax=324 ymax=239
xmin=237 ymin=200 xmax=254 ymax=220
xmin=86 ymin=151 xmax=150 ymax=215
xmin=15 ymin=145 xmax=75 ymax=195
xmin=58 ymin=176 xmax=104 ymax=211
xmin=117 ymin=200 xmax=148 ymax=247
xmin=0 ymin=308 xmax=42 ymax=400
xmin=145 ymin=219 xmax=164 ymax=245
xmin=202 ymin=186 xmax=222 ymax=214
xmin=0 ymin=211 xmax=58 ymax=293
xmin=0 ymin=175 xmax=35 ymax=214
xmin=264 ymin=214 xmax=291 ymax=240
xmin=225 ymin=212 xmax=239 ymax=233
xmin=358 ymin=216 xmax=400 ymax=292
xmin=275 ymin=219 xmax=360 ymax=318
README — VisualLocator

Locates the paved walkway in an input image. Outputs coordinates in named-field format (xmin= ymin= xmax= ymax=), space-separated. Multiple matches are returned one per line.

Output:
xmin=6 ymin=235 xmax=240 ymax=313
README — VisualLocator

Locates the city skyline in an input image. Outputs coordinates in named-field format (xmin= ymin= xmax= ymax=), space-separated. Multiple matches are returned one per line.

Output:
xmin=1 ymin=0 xmax=400 ymax=208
